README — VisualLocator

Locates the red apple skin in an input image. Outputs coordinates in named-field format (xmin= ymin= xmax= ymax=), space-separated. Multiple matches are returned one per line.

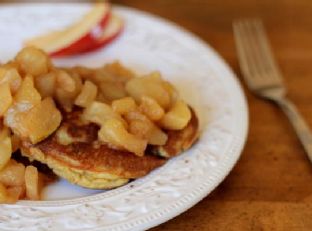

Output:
xmin=50 ymin=11 xmax=111 ymax=57
xmin=79 ymin=23 xmax=124 ymax=54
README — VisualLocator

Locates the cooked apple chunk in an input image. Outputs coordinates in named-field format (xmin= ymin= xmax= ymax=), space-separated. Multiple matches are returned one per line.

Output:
xmin=129 ymin=119 xmax=167 ymax=145
xmin=162 ymin=81 xmax=179 ymax=107
xmin=74 ymin=80 xmax=97 ymax=108
xmin=0 ymin=82 xmax=13 ymax=117
xmin=54 ymin=88 xmax=75 ymax=112
xmin=54 ymin=71 xmax=82 ymax=112
xmin=56 ymin=70 xmax=76 ymax=93
xmin=0 ymin=160 xmax=25 ymax=187
xmin=99 ymin=81 xmax=127 ymax=101
xmin=15 ymin=75 xmax=41 ymax=107
xmin=19 ymin=97 xmax=62 ymax=144
xmin=139 ymin=95 xmax=164 ymax=121
xmin=82 ymin=101 xmax=126 ymax=127
xmin=4 ymin=103 xmax=31 ymax=138
xmin=15 ymin=47 xmax=50 ymax=76
xmin=0 ymin=136 xmax=12 ymax=171
xmin=112 ymin=97 xmax=137 ymax=115
xmin=0 ymin=67 xmax=22 ymax=94
xmin=148 ymin=126 xmax=168 ymax=146
xmin=98 ymin=118 xmax=147 ymax=156
xmin=0 ymin=126 xmax=10 ymax=139
xmin=125 ymin=76 xmax=171 ymax=109
xmin=25 ymin=166 xmax=41 ymax=200
xmin=126 ymin=110 xmax=167 ymax=145
xmin=159 ymin=100 xmax=191 ymax=130
xmin=35 ymin=71 xmax=57 ymax=98
xmin=103 ymin=61 xmax=135 ymax=82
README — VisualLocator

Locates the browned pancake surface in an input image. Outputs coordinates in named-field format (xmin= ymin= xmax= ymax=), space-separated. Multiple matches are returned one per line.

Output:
xmin=22 ymin=106 xmax=199 ymax=179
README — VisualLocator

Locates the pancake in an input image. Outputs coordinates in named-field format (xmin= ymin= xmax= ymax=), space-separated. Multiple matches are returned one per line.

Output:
xmin=150 ymin=107 xmax=199 ymax=158
xmin=21 ymin=107 xmax=199 ymax=189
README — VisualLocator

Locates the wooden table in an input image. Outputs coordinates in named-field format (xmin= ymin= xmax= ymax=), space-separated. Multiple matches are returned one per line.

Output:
xmin=112 ymin=0 xmax=312 ymax=230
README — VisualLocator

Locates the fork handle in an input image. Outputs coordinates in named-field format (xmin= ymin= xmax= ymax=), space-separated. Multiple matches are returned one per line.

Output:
xmin=276 ymin=98 xmax=312 ymax=162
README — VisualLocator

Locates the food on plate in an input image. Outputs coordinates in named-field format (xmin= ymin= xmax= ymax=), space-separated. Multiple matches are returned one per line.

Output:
xmin=18 ymin=97 xmax=62 ymax=144
xmin=78 ymin=14 xmax=124 ymax=54
xmin=0 ymin=131 xmax=12 ymax=170
xmin=25 ymin=2 xmax=124 ymax=56
xmin=0 ymin=160 xmax=25 ymax=187
xmin=0 ymin=46 xmax=199 ymax=203
xmin=15 ymin=47 xmax=50 ymax=76
xmin=74 ymin=80 xmax=98 ymax=107
xmin=0 ymin=82 xmax=13 ymax=116
xmin=25 ymin=165 xmax=41 ymax=200
xmin=21 ymin=110 xmax=164 ymax=189
xmin=21 ymin=104 xmax=198 ymax=189
xmin=159 ymin=100 xmax=192 ymax=130
xmin=0 ymin=64 xmax=22 ymax=94
xmin=151 ymin=107 xmax=199 ymax=158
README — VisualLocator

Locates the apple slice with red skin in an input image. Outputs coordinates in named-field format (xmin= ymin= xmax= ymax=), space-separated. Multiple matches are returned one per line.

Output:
xmin=50 ymin=11 xmax=112 ymax=56
xmin=51 ymin=14 xmax=124 ymax=56
xmin=78 ymin=15 xmax=124 ymax=54
xmin=25 ymin=3 xmax=110 ymax=55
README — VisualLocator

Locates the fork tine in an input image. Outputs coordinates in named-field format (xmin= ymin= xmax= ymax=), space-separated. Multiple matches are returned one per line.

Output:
xmin=252 ymin=20 xmax=283 ymax=80
xmin=233 ymin=18 xmax=283 ymax=89
xmin=233 ymin=21 xmax=260 ymax=81
xmin=234 ymin=20 xmax=265 ymax=87
xmin=243 ymin=20 xmax=268 ymax=77
xmin=245 ymin=19 xmax=278 ymax=76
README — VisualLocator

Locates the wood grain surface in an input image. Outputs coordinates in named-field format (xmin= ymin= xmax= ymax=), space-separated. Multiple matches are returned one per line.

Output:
xmin=111 ymin=0 xmax=312 ymax=230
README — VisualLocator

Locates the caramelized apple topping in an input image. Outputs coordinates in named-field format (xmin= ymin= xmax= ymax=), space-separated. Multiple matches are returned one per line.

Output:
xmin=0 ymin=46 xmax=193 ymax=203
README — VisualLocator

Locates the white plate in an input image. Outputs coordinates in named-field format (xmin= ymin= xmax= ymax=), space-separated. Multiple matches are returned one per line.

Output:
xmin=0 ymin=4 xmax=248 ymax=231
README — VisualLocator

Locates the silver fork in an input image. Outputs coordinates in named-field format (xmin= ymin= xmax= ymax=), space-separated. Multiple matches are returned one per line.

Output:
xmin=233 ymin=19 xmax=312 ymax=162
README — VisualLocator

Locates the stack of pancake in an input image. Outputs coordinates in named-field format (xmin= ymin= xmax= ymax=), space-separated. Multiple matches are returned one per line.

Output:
xmin=21 ymin=107 xmax=199 ymax=189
